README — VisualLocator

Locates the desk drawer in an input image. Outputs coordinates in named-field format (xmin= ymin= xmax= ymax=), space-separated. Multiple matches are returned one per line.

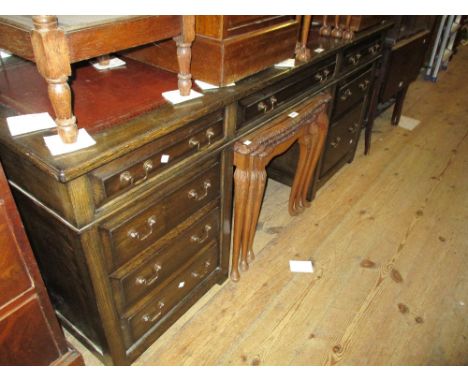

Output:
xmin=90 ymin=110 xmax=224 ymax=207
xmin=321 ymin=104 xmax=363 ymax=176
xmin=342 ymin=37 xmax=382 ymax=72
xmin=110 ymin=207 xmax=219 ymax=313
xmin=122 ymin=242 xmax=218 ymax=347
xmin=237 ymin=58 xmax=336 ymax=128
xmin=99 ymin=161 xmax=220 ymax=272
xmin=334 ymin=68 xmax=373 ymax=118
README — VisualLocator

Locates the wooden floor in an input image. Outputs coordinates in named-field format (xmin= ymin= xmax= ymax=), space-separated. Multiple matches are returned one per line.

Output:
xmin=68 ymin=46 xmax=468 ymax=366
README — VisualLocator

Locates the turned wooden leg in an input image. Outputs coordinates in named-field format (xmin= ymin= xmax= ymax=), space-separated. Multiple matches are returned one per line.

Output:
xmin=231 ymin=164 xmax=250 ymax=282
xmin=289 ymin=134 xmax=310 ymax=215
xmin=296 ymin=15 xmax=311 ymax=62
xmin=31 ymin=15 xmax=77 ymax=144
xmin=244 ymin=165 xmax=267 ymax=267
xmin=391 ymin=86 xmax=408 ymax=126
xmin=175 ymin=15 xmax=195 ymax=96
xmin=300 ymin=111 xmax=329 ymax=208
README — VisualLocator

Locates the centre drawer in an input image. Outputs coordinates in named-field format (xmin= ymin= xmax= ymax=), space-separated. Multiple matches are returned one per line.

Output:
xmin=334 ymin=67 xmax=373 ymax=118
xmin=110 ymin=207 xmax=220 ymax=314
xmin=99 ymin=161 xmax=221 ymax=272
xmin=237 ymin=57 xmax=336 ymax=129
xmin=90 ymin=110 xmax=224 ymax=208
xmin=121 ymin=242 xmax=218 ymax=348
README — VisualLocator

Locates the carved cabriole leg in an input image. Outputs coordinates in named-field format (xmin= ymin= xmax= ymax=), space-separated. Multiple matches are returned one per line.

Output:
xmin=296 ymin=15 xmax=311 ymax=62
xmin=175 ymin=15 xmax=195 ymax=96
xmin=289 ymin=132 xmax=311 ymax=215
xmin=31 ymin=15 xmax=77 ymax=144
xmin=300 ymin=110 xmax=329 ymax=208
xmin=231 ymin=151 xmax=250 ymax=282
xmin=244 ymin=159 xmax=267 ymax=268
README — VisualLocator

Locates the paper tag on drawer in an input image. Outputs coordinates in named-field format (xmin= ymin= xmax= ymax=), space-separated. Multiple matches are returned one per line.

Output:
xmin=289 ymin=260 xmax=314 ymax=273
xmin=7 ymin=112 xmax=57 ymax=136
xmin=274 ymin=58 xmax=296 ymax=68
xmin=288 ymin=111 xmax=299 ymax=118
xmin=160 ymin=154 xmax=170 ymax=163
xmin=314 ymin=47 xmax=325 ymax=53
xmin=44 ymin=129 xmax=96 ymax=156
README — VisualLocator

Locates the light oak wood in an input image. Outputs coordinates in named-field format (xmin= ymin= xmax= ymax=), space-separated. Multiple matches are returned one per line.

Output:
xmin=68 ymin=47 xmax=468 ymax=366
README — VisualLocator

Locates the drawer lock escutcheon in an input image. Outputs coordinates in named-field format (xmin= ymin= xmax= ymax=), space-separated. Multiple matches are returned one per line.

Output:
xmin=188 ymin=180 xmax=211 ymax=201
xmin=127 ymin=216 xmax=157 ymax=241
xmin=141 ymin=301 xmax=165 ymax=322
xmin=135 ymin=263 xmax=162 ymax=286
xmin=190 ymin=224 xmax=212 ymax=244
xmin=119 ymin=160 xmax=154 ymax=187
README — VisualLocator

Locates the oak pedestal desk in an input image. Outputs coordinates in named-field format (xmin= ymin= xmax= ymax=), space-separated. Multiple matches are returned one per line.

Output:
xmin=0 ymin=21 xmax=392 ymax=365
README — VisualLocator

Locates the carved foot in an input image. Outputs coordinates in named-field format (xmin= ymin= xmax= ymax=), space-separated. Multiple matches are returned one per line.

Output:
xmin=296 ymin=46 xmax=311 ymax=62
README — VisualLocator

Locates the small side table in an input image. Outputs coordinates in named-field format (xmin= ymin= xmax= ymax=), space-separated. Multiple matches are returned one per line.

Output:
xmin=231 ymin=93 xmax=331 ymax=282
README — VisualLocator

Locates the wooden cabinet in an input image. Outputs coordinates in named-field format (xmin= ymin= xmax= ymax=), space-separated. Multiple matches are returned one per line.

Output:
xmin=125 ymin=15 xmax=299 ymax=86
xmin=0 ymin=163 xmax=83 ymax=366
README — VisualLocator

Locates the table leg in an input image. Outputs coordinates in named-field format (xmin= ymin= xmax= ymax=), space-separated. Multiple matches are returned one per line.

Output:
xmin=289 ymin=133 xmax=310 ymax=215
xmin=175 ymin=15 xmax=195 ymax=96
xmin=231 ymin=164 xmax=250 ymax=282
xmin=31 ymin=15 xmax=77 ymax=144
xmin=391 ymin=85 xmax=408 ymax=126
xmin=296 ymin=15 xmax=311 ymax=62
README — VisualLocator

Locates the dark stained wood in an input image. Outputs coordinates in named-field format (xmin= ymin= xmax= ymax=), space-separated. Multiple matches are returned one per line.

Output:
xmin=0 ymin=162 xmax=84 ymax=366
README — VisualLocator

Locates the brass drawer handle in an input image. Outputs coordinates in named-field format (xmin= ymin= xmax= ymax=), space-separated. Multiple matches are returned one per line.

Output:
xmin=340 ymin=88 xmax=352 ymax=101
xmin=190 ymin=224 xmax=212 ymax=244
xmin=189 ymin=128 xmax=216 ymax=151
xmin=257 ymin=101 xmax=268 ymax=113
xmin=330 ymin=136 xmax=341 ymax=148
xmin=369 ymin=43 xmax=381 ymax=54
xmin=141 ymin=301 xmax=165 ymax=322
xmin=119 ymin=160 xmax=154 ymax=186
xmin=348 ymin=53 xmax=361 ymax=65
xmin=135 ymin=263 xmax=162 ymax=286
xmin=269 ymin=96 xmax=278 ymax=110
xmin=127 ymin=216 xmax=157 ymax=241
xmin=188 ymin=180 xmax=211 ymax=201
xmin=315 ymin=69 xmax=330 ymax=83
xmin=206 ymin=128 xmax=215 ymax=145
xmin=191 ymin=260 xmax=212 ymax=279
xmin=358 ymin=80 xmax=370 ymax=91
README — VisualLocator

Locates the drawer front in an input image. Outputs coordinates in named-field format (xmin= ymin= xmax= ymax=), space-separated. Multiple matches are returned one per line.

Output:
xmin=110 ymin=207 xmax=220 ymax=313
xmin=123 ymin=242 xmax=218 ymax=346
xmin=90 ymin=110 xmax=224 ymax=207
xmin=99 ymin=162 xmax=221 ymax=271
xmin=237 ymin=58 xmax=336 ymax=129
xmin=321 ymin=104 xmax=363 ymax=176
xmin=334 ymin=68 xmax=373 ymax=118
xmin=342 ymin=37 xmax=382 ymax=72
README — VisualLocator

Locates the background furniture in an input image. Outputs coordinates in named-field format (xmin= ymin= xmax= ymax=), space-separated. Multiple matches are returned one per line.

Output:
xmin=0 ymin=15 xmax=195 ymax=143
xmin=125 ymin=16 xmax=299 ymax=86
xmin=0 ymin=162 xmax=83 ymax=366
xmin=0 ymin=20 xmax=392 ymax=365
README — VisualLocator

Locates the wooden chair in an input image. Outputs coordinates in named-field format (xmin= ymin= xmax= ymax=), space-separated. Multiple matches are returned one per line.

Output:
xmin=0 ymin=15 xmax=195 ymax=144
xmin=230 ymin=93 xmax=331 ymax=282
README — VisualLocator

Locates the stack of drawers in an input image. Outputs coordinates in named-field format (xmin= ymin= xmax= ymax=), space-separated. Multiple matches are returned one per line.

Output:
xmin=5 ymin=108 xmax=229 ymax=365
